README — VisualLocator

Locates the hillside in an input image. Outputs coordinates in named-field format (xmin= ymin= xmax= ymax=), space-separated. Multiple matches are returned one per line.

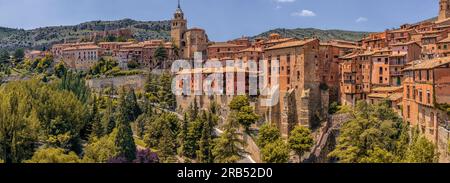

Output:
xmin=5 ymin=18 xmax=440 ymax=52
xmin=0 ymin=19 xmax=171 ymax=51
xmin=253 ymin=28 xmax=370 ymax=42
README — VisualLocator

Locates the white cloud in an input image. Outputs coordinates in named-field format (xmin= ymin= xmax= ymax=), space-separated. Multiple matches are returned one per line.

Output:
xmin=356 ymin=17 xmax=368 ymax=23
xmin=275 ymin=5 xmax=282 ymax=10
xmin=274 ymin=0 xmax=296 ymax=2
xmin=291 ymin=10 xmax=316 ymax=17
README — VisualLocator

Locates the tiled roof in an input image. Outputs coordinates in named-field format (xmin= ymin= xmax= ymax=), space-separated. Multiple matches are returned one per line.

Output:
xmin=390 ymin=41 xmax=421 ymax=47
xmin=208 ymin=42 xmax=243 ymax=48
xmin=403 ymin=57 xmax=450 ymax=71
xmin=265 ymin=39 xmax=316 ymax=50
xmin=63 ymin=45 xmax=100 ymax=51
xmin=240 ymin=47 xmax=263 ymax=52
xmin=438 ymin=37 xmax=450 ymax=43
xmin=264 ymin=38 xmax=296 ymax=44
xmin=372 ymin=86 xmax=403 ymax=93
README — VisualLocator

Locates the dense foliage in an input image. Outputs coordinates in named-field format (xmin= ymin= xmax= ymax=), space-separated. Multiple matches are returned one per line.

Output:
xmin=329 ymin=101 xmax=438 ymax=163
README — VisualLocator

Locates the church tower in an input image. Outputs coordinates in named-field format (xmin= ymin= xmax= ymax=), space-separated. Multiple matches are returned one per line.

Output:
xmin=439 ymin=0 xmax=450 ymax=21
xmin=171 ymin=0 xmax=187 ymax=48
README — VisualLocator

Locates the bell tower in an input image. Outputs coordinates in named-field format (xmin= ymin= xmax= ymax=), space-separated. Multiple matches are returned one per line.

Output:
xmin=171 ymin=0 xmax=187 ymax=48
xmin=439 ymin=0 xmax=450 ymax=21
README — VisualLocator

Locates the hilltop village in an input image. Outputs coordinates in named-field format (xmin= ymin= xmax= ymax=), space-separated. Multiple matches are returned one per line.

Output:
xmin=6 ymin=1 xmax=450 ymax=163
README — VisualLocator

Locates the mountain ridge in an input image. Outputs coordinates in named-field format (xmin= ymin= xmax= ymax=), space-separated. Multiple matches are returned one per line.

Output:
xmin=1 ymin=17 xmax=436 ymax=51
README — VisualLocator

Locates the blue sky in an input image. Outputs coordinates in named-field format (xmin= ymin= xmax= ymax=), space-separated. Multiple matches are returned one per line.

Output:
xmin=0 ymin=0 xmax=439 ymax=41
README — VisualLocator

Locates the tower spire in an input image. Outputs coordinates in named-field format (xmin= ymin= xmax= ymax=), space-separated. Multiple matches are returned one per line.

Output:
xmin=178 ymin=0 xmax=180 ymax=9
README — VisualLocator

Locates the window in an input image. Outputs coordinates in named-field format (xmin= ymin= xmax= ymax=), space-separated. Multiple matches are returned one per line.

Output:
xmin=426 ymin=70 xmax=430 ymax=81
xmin=407 ymin=105 xmax=411 ymax=119
xmin=379 ymin=77 xmax=383 ymax=83
xmin=287 ymin=54 xmax=291 ymax=65
xmin=379 ymin=67 xmax=383 ymax=75
xmin=406 ymin=86 xmax=412 ymax=99
xmin=427 ymin=90 xmax=431 ymax=104
xmin=419 ymin=90 xmax=423 ymax=102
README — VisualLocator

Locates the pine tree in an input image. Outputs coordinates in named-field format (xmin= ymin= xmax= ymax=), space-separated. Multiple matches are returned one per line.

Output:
xmin=158 ymin=126 xmax=176 ymax=163
xmin=124 ymin=89 xmax=142 ymax=122
xmin=90 ymin=96 xmax=104 ymax=139
xmin=197 ymin=112 xmax=213 ymax=163
xmin=103 ymin=97 xmax=115 ymax=135
xmin=114 ymin=95 xmax=137 ymax=162
xmin=212 ymin=116 xmax=246 ymax=163
xmin=178 ymin=113 xmax=189 ymax=157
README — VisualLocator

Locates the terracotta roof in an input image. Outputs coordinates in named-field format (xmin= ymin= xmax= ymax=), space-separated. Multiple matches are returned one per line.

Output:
xmin=403 ymin=57 xmax=450 ymax=71
xmin=388 ymin=93 xmax=403 ymax=101
xmin=390 ymin=52 xmax=408 ymax=57
xmin=264 ymin=37 xmax=296 ymax=44
xmin=98 ymin=42 xmax=134 ymax=45
xmin=390 ymin=41 xmax=421 ymax=47
xmin=265 ymin=39 xmax=316 ymax=50
xmin=340 ymin=53 xmax=358 ymax=59
xmin=368 ymin=93 xmax=389 ymax=98
xmin=372 ymin=86 xmax=403 ymax=93
xmin=177 ymin=66 xmax=260 ymax=75
xmin=438 ymin=37 xmax=450 ymax=43
xmin=240 ymin=47 xmax=263 ymax=52
xmin=368 ymin=92 xmax=402 ymax=101
xmin=63 ymin=45 xmax=100 ymax=51
xmin=208 ymin=42 xmax=243 ymax=48
xmin=389 ymin=29 xmax=411 ymax=33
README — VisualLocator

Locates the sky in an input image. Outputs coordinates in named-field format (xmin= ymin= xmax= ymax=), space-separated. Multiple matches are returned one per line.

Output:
xmin=0 ymin=0 xmax=440 ymax=41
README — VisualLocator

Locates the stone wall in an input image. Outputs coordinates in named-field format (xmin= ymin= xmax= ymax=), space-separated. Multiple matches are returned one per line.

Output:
xmin=438 ymin=126 xmax=450 ymax=163
xmin=86 ymin=74 xmax=146 ymax=92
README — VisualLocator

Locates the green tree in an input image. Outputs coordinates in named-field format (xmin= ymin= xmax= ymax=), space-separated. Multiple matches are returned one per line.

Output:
xmin=178 ymin=113 xmax=189 ymax=157
xmin=90 ymin=96 xmax=104 ymax=138
xmin=359 ymin=146 xmax=395 ymax=163
xmin=25 ymin=148 xmax=81 ymax=163
xmin=158 ymin=72 xmax=176 ymax=110
xmin=405 ymin=136 xmax=439 ymax=163
xmin=127 ymin=59 xmax=139 ymax=69
xmin=114 ymin=95 xmax=137 ymax=162
xmin=13 ymin=48 xmax=25 ymax=62
xmin=144 ymin=74 xmax=159 ymax=102
xmin=102 ymin=97 xmax=116 ymax=135
xmin=197 ymin=112 xmax=213 ymax=163
xmin=0 ymin=50 xmax=9 ymax=64
xmin=58 ymin=71 xmax=90 ymax=103
xmin=261 ymin=138 xmax=290 ymax=163
xmin=288 ymin=126 xmax=314 ymax=159
xmin=83 ymin=130 xmax=118 ymax=163
xmin=257 ymin=123 xmax=281 ymax=149
xmin=329 ymin=101 xmax=406 ymax=163
xmin=229 ymin=95 xmax=250 ymax=111
xmin=153 ymin=44 xmax=168 ymax=68
xmin=229 ymin=96 xmax=258 ymax=131
xmin=54 ymin=62 xmax=67 ymax=78
xmin=158 ymin=127 xmax=177 ymax=163
xmin=124 ymin=89 xmax=142 ymax=122
xmin=212 ymin=117 xmax=246 ymax=163
xmin=0 ymin=89 xmax=39 ymax=163
xmin=236 ymin=106 xmax=259 ymax=131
